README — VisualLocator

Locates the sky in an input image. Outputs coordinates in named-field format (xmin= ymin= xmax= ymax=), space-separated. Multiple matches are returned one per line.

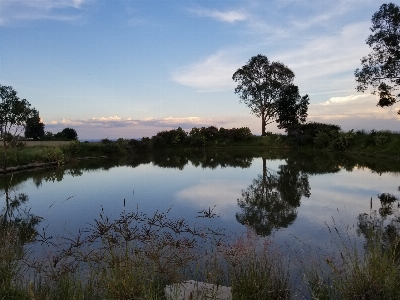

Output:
xmin=0 ymin=0 xmax=399 ymax=139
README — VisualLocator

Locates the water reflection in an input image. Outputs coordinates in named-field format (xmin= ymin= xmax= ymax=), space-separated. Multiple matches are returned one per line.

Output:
xmin=1 ymin=150 xmax=400 ymax=245
xmin=236 ymin=157 xmax=311 ymax=236
xmin=357 ymin=192 xmax=400 ymax=254
xmin=0 ymin=176 xmax=41 ymax=243
xmin=128 ymin=150 xmax=255 ymax=170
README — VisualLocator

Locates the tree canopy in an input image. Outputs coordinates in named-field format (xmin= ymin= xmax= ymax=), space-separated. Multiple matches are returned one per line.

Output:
xmin=25 ymin=109 xmax=45 ymax=140
xmin=61 ymin=127 xmax=78 ymax=140
xmin=0 ymin=85 xmax=36 ymax=171
xmin=275 ymin=85 xmax=309 ymax=132
xmin=232 ymin=54 xmax=295 ymax=136
xmin=355 ymin=3 xmax=400 ymax=112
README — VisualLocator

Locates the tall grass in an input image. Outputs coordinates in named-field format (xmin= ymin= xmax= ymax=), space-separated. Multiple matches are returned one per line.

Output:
xmin=305 ymin=217 xmax=400 ymax=300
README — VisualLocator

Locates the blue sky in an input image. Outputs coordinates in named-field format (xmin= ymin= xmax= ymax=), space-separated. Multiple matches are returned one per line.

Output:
xmin=1 ymin=0 xmax=398 ymax=139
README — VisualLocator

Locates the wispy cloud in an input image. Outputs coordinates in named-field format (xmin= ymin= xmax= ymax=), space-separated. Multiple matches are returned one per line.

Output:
xmin=171 ymin=50 xmax=240 ymax=92
xmin=189 ymin=7 xmax=247 ymax=23
xmin=0 ymin=0 xmax=90 ymax=25
xmin=309 ymin=94 xmax=399 ymax=121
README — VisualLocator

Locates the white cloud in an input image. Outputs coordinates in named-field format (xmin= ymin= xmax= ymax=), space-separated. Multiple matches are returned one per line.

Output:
xmin=320 ymin=94 xmax=372 ymax=106
xmin=0 ymin=0 xmax=90 ymax=25
xmin=308 ymin=94 xmax=400 ymax=124
xmin=171 ymin=51 xmax=240 ymax=92
xmin=189 ymin=8 xmax=247 ymax=23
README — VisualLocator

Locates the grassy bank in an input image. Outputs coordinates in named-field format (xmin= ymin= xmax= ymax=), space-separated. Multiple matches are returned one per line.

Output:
xmin=1 ymin=206 xmax=399 ymax=299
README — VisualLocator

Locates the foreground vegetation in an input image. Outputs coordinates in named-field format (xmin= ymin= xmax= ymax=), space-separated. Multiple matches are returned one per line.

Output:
xmin=1 ymin=203 xmax=399 ymax=299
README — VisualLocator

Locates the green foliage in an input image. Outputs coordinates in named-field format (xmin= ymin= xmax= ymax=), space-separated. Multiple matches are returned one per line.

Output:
xmin=41 ymin=147 xmax=64 ymax=163
xmin=61 ymin=128 xmax=78 ymax=140
xmin=67 ymin=140 xmax=81 ymax=155
xmin=334 ymin=130 xmax=355 ymax=151
xmin=153 ymin=127 xmax=187 ymax=146
xmin=233 ymin=54 xmax=295 ymax=136
xmin=24 ymin=109 xmax=44 ymax=140
xmin=102 ymin=142 xmax=125 ymax=157
xmin=287 ymin=122 xmax=341 ymax=147
xmin=313 ymin=131 xmax=331 ymax=148
xmin=355 ymin=3 xmax=400 ymax=112
xmin=43 ymin=128 xmax=78 ymax=141
xmin=188 ymin=126 xmax=253 ymax=147
xmin=374 ymin=131 xmax=391 ymax=146
xmin=0 ymin=85 xmax=37 ymax=171
xmin=275 ymin=84 xmax=309 ymax=132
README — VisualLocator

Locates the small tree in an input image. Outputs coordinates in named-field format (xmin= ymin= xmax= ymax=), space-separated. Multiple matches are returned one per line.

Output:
xmin=25 ymin=109 xmax=45 ymax=140
xmin=355 ymin=3 xmax=400 ymax=112
xmin=275 ymin=85 xmax=309 ymax=132
xmin=232 ymin=54 xmax=295 ymax=136
xmin=0 ymin=85 xmax=35 ymax=171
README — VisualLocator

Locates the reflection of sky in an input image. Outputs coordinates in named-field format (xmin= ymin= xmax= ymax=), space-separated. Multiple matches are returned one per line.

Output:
xmin=2 ymin=158 xmax=400 ymax=258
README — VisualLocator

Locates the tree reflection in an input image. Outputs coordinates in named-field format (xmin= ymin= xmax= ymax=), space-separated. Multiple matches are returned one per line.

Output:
xmin=236 ymin=158 xmax=310 ymax=236
xmin=357 ymin=193 xmax=400 ymax=257
xmin=0 ymin=175 xmax=41 ymax=243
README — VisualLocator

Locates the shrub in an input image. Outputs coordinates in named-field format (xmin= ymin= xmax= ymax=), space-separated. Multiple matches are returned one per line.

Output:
xmin=313 ymin=131 xmax=331 ymax=148
xmin=334 ymin=130 xmax=355 ymax=151
xmin=287 ymin=122 xmax=341 ymax=147
xmin=154 ymin=127 xmax=187 ymax=146
xmin=67 ymin=141 xmax=81 ymax=155
xmin=374 ymin=131 xmax=391 ymax=146
xmin=41 ymin=147 xmax=64 ymax=163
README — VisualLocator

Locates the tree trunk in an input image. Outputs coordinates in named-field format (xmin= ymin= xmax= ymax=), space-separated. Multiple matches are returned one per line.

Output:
xmin=261 ymin=111 xmax=266 ymax=136
xmin=2 ymin=139 xmax=6 ymax=173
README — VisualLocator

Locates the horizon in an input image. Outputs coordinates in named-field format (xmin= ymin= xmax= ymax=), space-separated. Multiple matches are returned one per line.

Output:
xmin=1 ymin=0 xmax=399 ymax=140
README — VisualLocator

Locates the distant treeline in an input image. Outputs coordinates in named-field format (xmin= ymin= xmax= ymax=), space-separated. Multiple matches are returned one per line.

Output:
xmin=127 ymin=126 xmax=253 ymax=151
xmin=61 ymin=123 xmax=400 ymax=161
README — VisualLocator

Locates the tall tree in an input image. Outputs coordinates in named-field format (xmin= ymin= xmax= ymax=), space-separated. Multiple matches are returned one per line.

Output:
xmin=25 ymin=109 xmax=45 ymax=140
xmin=232 ymin=55 xmax=295 ymax=136
xmin=355 ymin=3 xmax=400 ymax=112
xmin=275 ymin=84 xmax=309 ymax=132
xmin=0 ymin=85 xmax=35 ymax=172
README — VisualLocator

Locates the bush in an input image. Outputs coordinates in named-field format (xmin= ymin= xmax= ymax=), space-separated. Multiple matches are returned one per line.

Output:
xmin=41 ymin=147 xmax=64 ymax=163
xmin=287 ymin=122 xmax=341 ymax=147
xmin=313 ymin=131 xmax=331 ymax=148
xmin=67 ymin=141 xmax=81 ymax=155
xmin=334 ymin=130 xmax=355 ymax=151
xmin=154 ymin=127 xmax=187 ymax=146
xmin=374 ymin=131 xmax=391 ymax=146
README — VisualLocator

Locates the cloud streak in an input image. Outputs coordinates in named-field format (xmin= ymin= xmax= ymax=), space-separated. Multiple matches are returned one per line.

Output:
xmin=189 ymin=7 xmax=247 ymax=23
xmin=0 ymin=0 xmax=90 ymax=25
xmin=45 ymin=115 xmax=232 ymax=130
xmin=171 ymin=51 xmax=239 ymax=92
xmin=308 ymin=94 xmax=400 ymax=123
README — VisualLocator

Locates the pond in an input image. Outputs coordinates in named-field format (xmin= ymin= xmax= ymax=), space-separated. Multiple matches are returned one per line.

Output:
xmin=1 ymin=150 xmax=400 ymax=292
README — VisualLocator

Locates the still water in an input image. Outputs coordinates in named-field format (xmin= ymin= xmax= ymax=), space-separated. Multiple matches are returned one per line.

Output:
xmin=1 ymin=151 xmax=400 ymax=256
